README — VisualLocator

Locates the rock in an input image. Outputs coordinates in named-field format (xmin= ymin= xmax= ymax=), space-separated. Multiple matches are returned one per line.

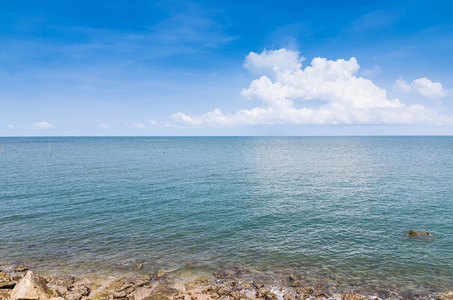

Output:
xmin=258 ymin=288 xmax=268 ymax=295
xmin=217 ymin=286 xmax=232 ymax=296
xmin=289 ymin=274 xmax=296 ymax=281
xmin=48 ymin=275 xmax=76 ymax=288
xmin=144 ymin=286 xmax=179 ymax=300
xmin=253 ymin=283 xmax=264 ymax=289
xmin=11 ymin=271 xmax=58 ymax=300
xmin=296 ymin=287 xmax=314 ymax=296
xmin=263 ymin=292 xmax=278 ymax=300
xmin=343 ymin=294 xmax=368 ymax=300
xmin=283 ymin=294 xmax=296 ymax=300
xmin=90 ymin=293 xmax=109 ymax=300
xmin=15 ymin=266 xmax=29 ymax=273
xmin=0 ymin=281 xmax=16 ymax=289
xmin=438 ymin=291 xmax=453 ymax=300
xmin=230 ymin=290 xmax=245 ymax=300
xmin=136 ymin=264 xmax=144 ymax=270
xmin=408 ymin=230 xmax=430 ymax=236
xmin=134 ymin=276 xmax=152 ymax=287
xmin=65 ymin=292 xmax=83 ymax=300
xmin=291 ymin=281 xmax=301 ymax=287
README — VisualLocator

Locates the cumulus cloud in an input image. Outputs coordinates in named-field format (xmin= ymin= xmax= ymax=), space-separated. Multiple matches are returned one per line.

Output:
xmin=32 ymin=121 xmax=53 ymax=129
xmin=8 ymin=124 xmax=15 ymax=129
xmin=125 ymin=122 xmax=147 ymax=129
xmin=172 ymin=49 xmax=450 ymax=126
xmin=394 ymin=77 xmax=447 ymax=99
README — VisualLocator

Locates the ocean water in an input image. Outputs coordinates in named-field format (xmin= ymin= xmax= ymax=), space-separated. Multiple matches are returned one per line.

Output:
xmin=1 ymin=137 xmax=452 ymax=296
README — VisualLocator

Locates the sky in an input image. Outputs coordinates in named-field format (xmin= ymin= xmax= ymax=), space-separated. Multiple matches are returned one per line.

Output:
xmin=1 ymin=0 xmax=453 ymax=136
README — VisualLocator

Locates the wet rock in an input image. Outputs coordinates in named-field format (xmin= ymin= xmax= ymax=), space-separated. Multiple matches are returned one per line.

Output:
xmin=207 ymin=286 xmax=219 ymax=293
xmin=66 ymin=285 xmax=90 ymax=300
xmin=48 ymin=275 xmax=76 ymax=288
xmin=11 ymin=271 xmax=58 ymax=300
xmin=136 ymin=264 xmax=144 ymax=270
xmin=240 ymin=283 xmax=250 ymax=289
xmin=15 ymin=266 xmax=29 ymax=272
xmin=343 ymin=294 xmax=368 ymax=300
xmin=263 ymin=292 xmax=278 ymax=300
xmin=217 ymin=286 xmax=232 ymax=296
xmin=438 ymin=291 xmax=453 ymax=300
xmin=289 ymin=274 xmax=296 ymax=281
xmin=296 ymin=287 xmax=314 ymax=296
xmin=258 ymin=288 xmax=268 ymax=295
xmin=408 ymin=230 xmax=430 ymax=236
xmin=134 ymin=275 xmax=152 ymax=287
xmin=291 ymin=281 xmax=301 ymax=288
xmin=231 ymin=290 xmax=246 ymax=300
xmin=144 ymin=286 xmax=179 ymax=300
xmin=283 ymin=294 xmax=296 ymax=300
xmin=0 ymin=281 xmax=16 ymax=289
xmin=253 ymin=283 xmax=264 ymax=289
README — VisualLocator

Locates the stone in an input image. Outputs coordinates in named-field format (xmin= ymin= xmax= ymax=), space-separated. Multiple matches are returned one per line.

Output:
xmin=283 ymin=294 xmax=296 ymax=300
xmin=217 ymin=286 xmax=232 ymax=296
xmin=438 ymin=291 xmax=453 ymax=300
xmin=253 ymin=282 xmax=264 ymax=289
xmin=65 ymin=292 xmax=83 ymax=300
xmin=263 ymin=292 xmax=278 ymax=300
xmin=136 ymin=264 xmax=144 ymax=270
xmin=289 ymin=274 xmax=296 ymax=281
xmin=408 ymin=230 xmax=430 ymax=236
xmin=48 ymin=275 xmax=76 ymax=288
xmin=0 ymin=281 xmax=16 ymax=289
xmin=343 ymin=294 xmax=368 ymax=300
xmin=144 ymin=286 xmax=179 ymax=300
xmin=90 ymin=293 xmax=109 ymax=300
xmin=11 ymin=271 xmax=58 ymax=300
xmin=291 ymin=281 xmax=301 ymax=288
xmin=15 ymin=266 xmax=29 ymax=273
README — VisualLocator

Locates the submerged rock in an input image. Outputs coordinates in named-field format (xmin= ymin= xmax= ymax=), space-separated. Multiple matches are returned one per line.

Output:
xmin=438 ymin=291 xmax=453 ymax=300
xmin=289 ymin=274 xmax=296 ymax=281
xmin=11 ymin=271 xmax=58 ymax=300
xmin=408 ymin=230 xmax=430 ymax=236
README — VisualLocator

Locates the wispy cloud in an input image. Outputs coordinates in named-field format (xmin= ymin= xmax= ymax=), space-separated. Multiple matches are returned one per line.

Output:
xmin=32 ymin=121 xmax=53 ymax=129
xmin=124 ymin=122 xmax=146 ymax=129
xmin=99 ymin=123 xmax=110 ymax=129
xmin=8 ymin=124 xmax=15 ymax=129
xmin=171 ymin=49 xmax=451 ymax=127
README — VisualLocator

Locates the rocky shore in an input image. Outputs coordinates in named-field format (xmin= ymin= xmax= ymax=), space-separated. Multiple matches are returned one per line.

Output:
xmin=0 ymin=263 xmax=452 ymax=300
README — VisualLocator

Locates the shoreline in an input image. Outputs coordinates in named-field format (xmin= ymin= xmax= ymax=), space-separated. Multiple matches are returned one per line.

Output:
xmin=1 ymin=263 xmax=451 ymax=300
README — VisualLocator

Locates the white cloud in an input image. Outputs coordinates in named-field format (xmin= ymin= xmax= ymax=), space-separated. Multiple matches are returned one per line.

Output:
xmin=172 ymin=49 xmax=450 ymax=126
xmin=32 ymin=121 xmax=53 ymax=129
xmin=99 ymin=123 xmax=109 ymax=129
xmin=394 ymin=77 xmax=447 ymax=99
xmin=8 ymin=124 xmax=15 ymax=129
xmin=125 ymin=122 xmax=147 ymax=129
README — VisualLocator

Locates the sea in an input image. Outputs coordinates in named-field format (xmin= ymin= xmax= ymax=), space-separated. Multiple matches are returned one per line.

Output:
xmin=0 ymin=137 xmax=452 ymax=297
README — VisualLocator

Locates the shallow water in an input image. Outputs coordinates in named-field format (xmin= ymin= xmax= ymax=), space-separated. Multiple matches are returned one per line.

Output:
xmin=1 ymin=137 xmax=452 ymax=295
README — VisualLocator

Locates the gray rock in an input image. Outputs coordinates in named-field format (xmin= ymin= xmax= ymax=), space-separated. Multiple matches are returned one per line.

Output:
xmin=11 ymin=271 xmax=58 ymax=300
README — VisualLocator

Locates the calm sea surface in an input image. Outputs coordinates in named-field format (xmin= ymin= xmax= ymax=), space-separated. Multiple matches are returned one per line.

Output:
xmin=1 ymin=137 xmax=452 ymax=296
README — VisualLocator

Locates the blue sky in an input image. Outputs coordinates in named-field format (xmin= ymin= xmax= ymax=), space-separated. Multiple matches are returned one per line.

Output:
xmin=1 ymin=0 xmax=453 ymax=136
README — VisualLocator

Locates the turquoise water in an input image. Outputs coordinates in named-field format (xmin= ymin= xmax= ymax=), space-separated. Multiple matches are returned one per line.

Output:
xmin=1 ymin=137 xmax=452 ymax=296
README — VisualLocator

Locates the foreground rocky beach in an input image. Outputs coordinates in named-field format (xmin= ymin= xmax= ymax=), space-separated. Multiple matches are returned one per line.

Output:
xmin=1 ymin=263 xmax=451 ymax=300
